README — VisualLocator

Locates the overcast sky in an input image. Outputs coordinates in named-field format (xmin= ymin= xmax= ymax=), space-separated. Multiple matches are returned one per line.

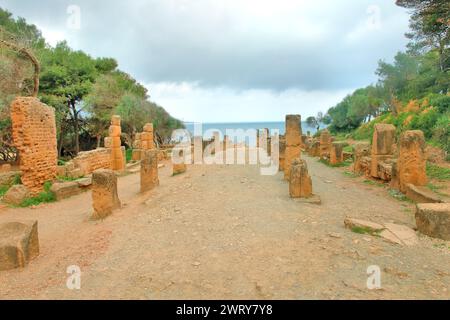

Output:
xmin=1 ymin=0 xmax=410 ymax=123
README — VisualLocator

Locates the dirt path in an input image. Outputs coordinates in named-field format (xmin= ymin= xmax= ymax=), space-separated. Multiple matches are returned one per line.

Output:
xmin=0 ymin=156 xmax=449 ymax=299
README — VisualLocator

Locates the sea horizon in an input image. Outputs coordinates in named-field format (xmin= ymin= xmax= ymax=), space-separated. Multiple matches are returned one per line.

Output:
xmin=184 ymin=121 xmax=326 ymax=139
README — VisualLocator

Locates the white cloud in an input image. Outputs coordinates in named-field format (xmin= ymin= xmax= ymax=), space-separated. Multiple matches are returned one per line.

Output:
xmin=145 ymin=81 xmax=351 ymax=122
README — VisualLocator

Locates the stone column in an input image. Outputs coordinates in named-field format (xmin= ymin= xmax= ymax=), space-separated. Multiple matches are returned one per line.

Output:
xmin=91 ymin=169 xmax=121 ymax=220
xmin=319 ymin=130 xmax=331 ymax=160
xmin=279 ymin=135 xmax=286 ymax=172
xmin=284 ymin=115 xmax=302 ymax=180
xmin=371 ymin=124 xmax=396 ymax=178
xmin=398 ymin=130 xmax=427 ymax=193
xmin=193 ymin=136 xmax=203 ymax=165
xmin=330 ymin=142 xmax=346 ymax=165
xmin=141 ymin=150 xmax=159 ymax=192
xmin=109 ymin=116 xmax=125 ymax=172
xmin=141 ymin=123 xmax=155 ymax=150
xmin=353 ymin=142 xmax=370 ymax=174
xmin=10 ymin=97 xmax=58 ymax=195
xmin=289 ymin=158 xmax=312 ymax=198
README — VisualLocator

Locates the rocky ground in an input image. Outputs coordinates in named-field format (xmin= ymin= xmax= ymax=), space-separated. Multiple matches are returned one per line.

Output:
xmin=0 ymin=155 xmax=449 ymax=299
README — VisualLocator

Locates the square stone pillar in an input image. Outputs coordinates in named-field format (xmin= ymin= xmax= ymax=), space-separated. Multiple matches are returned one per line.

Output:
xmin=371 ymin=124 xmax=396 ymax=178
xmin=398 ymin=130 xmax=427 ymax=193
xmin=289 ymin=159 xmax=312 ymax=198
xmin=91 ymin=169 xmax=121 ymax=220
xmin=140 ymin=150 xmax=159 ymax=192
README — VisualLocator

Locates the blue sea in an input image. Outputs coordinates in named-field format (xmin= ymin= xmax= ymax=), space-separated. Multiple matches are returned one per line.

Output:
xmin=184 ymin=121 xmax=325 ymax=139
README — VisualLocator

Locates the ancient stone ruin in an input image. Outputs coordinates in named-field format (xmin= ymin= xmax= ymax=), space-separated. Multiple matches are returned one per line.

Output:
xmin=108 ymin=116 xmax=125 ymax=172
xmin=10 ymin=97 xmax=57 ymax=195
xmin=58 ymin=148 xmax=112 ymax=178
xmin=319 ymin=130 xmax=332 ymax=160
xmin=91 ymin=169 xmax=121 ymax=220
xmin=0 ymin=221 xmax=39 ymax=271
xmin=289 ymin=158 xmax=312 ymax=198
xmin=141 ymin=150 xmax=159 ymax=192
xmin=353 ymin=142 xmax=370 ymax=175
xmin=278 ymin=135 xmax=286 ymax=172
xmin=371 ymin=124 xmax=396 ymax=179
xmin=398 ymin=130 xmax=427 ymax=193
xmin=284 ymin=115 xmax=302 ymax=180
xmin=416 ymin=203 xmax=450 ymax=241
xmin=330 ymin=142 xmax=346 ymax=165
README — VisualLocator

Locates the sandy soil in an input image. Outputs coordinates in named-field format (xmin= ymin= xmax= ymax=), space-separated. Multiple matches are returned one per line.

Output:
xmin=0 ymin=155 xmax=449 ymax=300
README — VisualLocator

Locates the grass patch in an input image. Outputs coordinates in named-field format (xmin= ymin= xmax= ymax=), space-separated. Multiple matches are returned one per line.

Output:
xmin=0 ymin=185 xmax=9 ymax=197
xmin=319 ymin=159 xmax=352 ymax=168
xmin=57 ymin=175 xmax=83 ymax=182
xmin=426 ymin=163 xmax=450 ymax=180
xmin=363 ymin=179 xmax=385 ymax=188
xmin=18 ymin=181 xmax=56 ymax=208
xmin=427 ymin=183 xmax=447 ymax=197
xmin=388 ymin=189 xmax=412 ymax=202
xmin=343 ymin=171 xmax=360 ymax=178
xmin=343 ymin=145 xmax=353 ymax=153
xmin=351 ymin=226 xmax=382 ymax=236
xmin=12 ymin=174 xmax=22 ymax=185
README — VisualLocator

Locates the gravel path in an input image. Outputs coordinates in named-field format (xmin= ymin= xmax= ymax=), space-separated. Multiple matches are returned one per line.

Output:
xmin=0 ymin=156 xmax=449 ymax=299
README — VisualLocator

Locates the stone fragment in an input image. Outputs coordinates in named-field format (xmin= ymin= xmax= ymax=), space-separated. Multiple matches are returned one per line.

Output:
xmin=330 ymin=142 xmax=347 ymax=165
xmin=416 ymin=203 xmax=450 ymax=241
xmin=405 ymin=184 xmax=443 ymax=204
xmin=50 ymin=181 xmax=85 ymax=201
xmin=353 ymin=142 xmax=370 ymax=174
xmin=3 ymin=185 xmax=30 ymax=206
xmin=141 ymin=150 xmax=159 ymax=192
xmin=344 ymin=217 xmax=384 ymax=233
xmin=289 ymin=158 xmax=312 ymax=198
xmin=0 ymin=221 xmax=39 ymax=271
xmin=398 ymin=130 xmax=427 ymax=193
xmin=91 ymin=169 xmax=121 ymax=220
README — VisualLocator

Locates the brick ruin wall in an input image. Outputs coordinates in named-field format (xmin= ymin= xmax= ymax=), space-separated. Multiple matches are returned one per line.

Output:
xmin=72 ymin=148 xmax=112 ymax=176
xmin=11 ymin=97 xmax=58 ymax=194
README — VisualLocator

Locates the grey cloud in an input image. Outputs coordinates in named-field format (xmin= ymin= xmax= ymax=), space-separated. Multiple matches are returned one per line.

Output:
xmin=1 ymin=0 xmax=410 ymax=91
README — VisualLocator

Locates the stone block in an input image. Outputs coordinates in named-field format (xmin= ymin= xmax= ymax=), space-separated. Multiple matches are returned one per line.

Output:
xmin=289 ymin=158 xmax=312 ymax=198
xmin=0 ymin=221 xmax=39 ymax=271
xmin=372 ymin=124 xmax=396 ymax=156
xmin=141 ymin=150 xmax=159 ymax=192
xmin=398 ymin=130 xmax=427 ymax=193
xmin=416 ymin=203 xmax=450 ymax=240
xmin=91 ymin=169 xmax=121 ymax=220
xmin=353 ymin=142 xmax=370 ymax=174
xmin=50 ymin=181 xmax=85 ymax=201
xmin=3 ymin=185 xmax=31 ymax=206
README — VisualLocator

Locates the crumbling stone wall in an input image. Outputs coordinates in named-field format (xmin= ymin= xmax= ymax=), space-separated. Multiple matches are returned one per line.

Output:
xmin=11 ymin=97 xmax=57 ymax=194
xmin=71 ymin=148 xmax=112 ymax=176
xmin=284 ymin=115 xmax=302 ymax=180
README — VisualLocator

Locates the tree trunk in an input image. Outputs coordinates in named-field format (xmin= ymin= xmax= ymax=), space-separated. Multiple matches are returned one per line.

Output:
xmin=70 ymin=101 xmax=80 ymax=155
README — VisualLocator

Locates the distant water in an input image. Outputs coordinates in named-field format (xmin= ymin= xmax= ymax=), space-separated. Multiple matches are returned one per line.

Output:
xmin=184 ymin=121 xmax=325 ymax=139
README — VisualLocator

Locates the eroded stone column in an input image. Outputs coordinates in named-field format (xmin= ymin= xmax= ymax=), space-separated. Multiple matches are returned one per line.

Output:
xmin=319 ymin=130 xmax=332 ymax=160
xmin=109 ymin=116 xmax=125 ymax=172
xmin=10 ymin=97 xmax=57 ymax=195
xmin=330 ymin=142 xmax=346 ymax=165
xmin=279 ymin=135 xmax=286 ymax=172
xmin=289 ymin=158 xmax=312 ymax=198
xmin=91 ymin=169 xmax=121 ymax=220
xmin=353 ymin=142 xmax=370 ymax=174
xmin=371 ymin=124 xmax=396 ymax=178
xmin=398 ymin=130 xmax=427 ymax=193
xmin=172 ymin=149 xmax=187 ymax=175
xmin=284 ymin=115 xmax=302 ymax=180
xmin=140 ymin=150 xmax=159 ymax=192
